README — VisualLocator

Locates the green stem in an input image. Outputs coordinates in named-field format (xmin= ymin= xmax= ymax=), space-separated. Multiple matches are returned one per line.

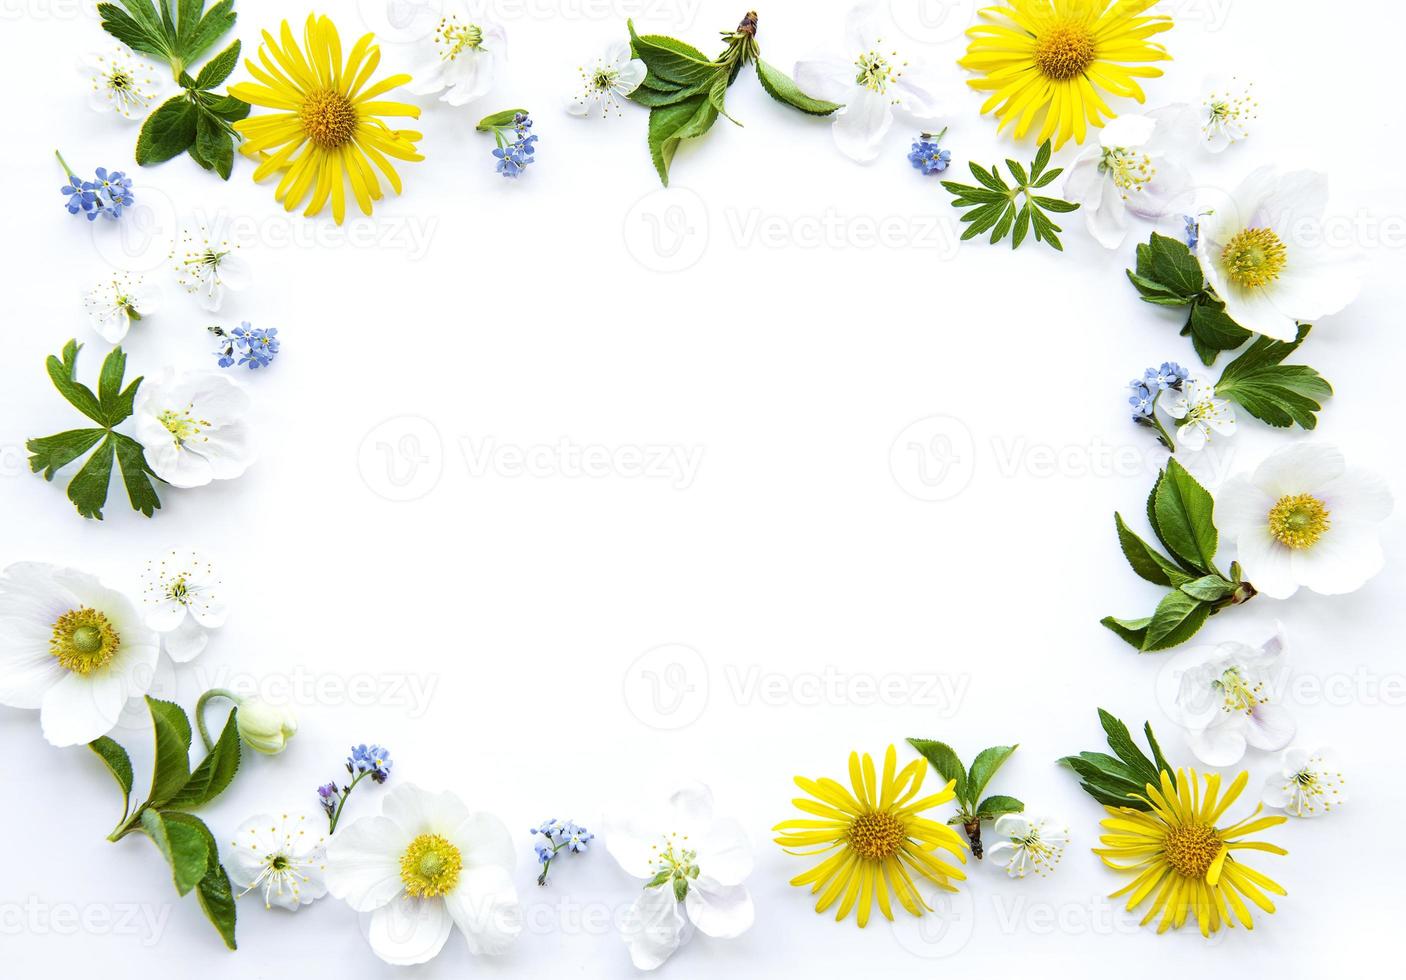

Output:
xmin=195 ymin=688 xmax=238 ymax=752
xmin=537 ymin=842 xmax=568 ymax=885
xmin=329 ymin=771 xmax=370 ymax=834
xmin=1148 ymin=391 xmax=1178 ymax=451
xmin=55 ymin=150 xmax=76 ymax=180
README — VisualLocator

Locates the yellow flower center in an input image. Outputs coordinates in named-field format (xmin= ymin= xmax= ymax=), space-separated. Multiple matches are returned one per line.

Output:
xmin=437 ymin=17 xmax=484 ymax=59
xmin=399 ymin=833 xmax=463 ymax=898
xmin=1267 ymin=492 xmax=1330 ymax=549
xmin=158 ymin=406 xmax=209 ymax=445
xmin=1162 ymin=822 xmax=1222 ymax=879
xmin=301 ymin=89 xmax=358 ymax=149
xmin=1099 ymin=147 xmax=1154 ymax=198
xmin=1216 ymin=666 xmax=1267 ymax=714
xmin=847 ymin=810 xmax=906 ymax=860
xmin=50 ymin=607 xmax=121 ymax=675
xmin=1033 ymin=23 xmax=1096 ymax=81
xmin=854 ymin=49 xmax=898 ymax=94
xmin=1221 ymin=227 xmax=1288 ymax=288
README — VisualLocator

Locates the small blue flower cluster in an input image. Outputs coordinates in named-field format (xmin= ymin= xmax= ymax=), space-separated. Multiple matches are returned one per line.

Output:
xmin=212 ymin=322 xmax=280 ymax=370
xmin=61 ymin=166 xmax=134 ymax=221
xmin=348 ymin=743 xmax=393 ymax=783
xmin=530 ymin=818 xmax=593 ymax=884
xmin=493 ymin=113 xmax=538 ymax=178
xmin=908 ymin=130 xmax=952 ymax=175
xmin=1128 ymin=362 xmax=1189 ymax=418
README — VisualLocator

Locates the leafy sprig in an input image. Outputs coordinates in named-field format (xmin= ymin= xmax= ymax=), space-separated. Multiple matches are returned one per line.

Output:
xmin=1215 ymin=324 xmax=1332 ymax=429
xmin=91 ymin=696 xmax=242 ymax=949
xmin=27 ymin=340 xmax=161 ymax=520
xmin=97 ymin=0 xmax=249 ymax=178
xmin=627 ymin=12 xmax=839 ymax=186
xmin=1103 ymin=458 xmax=1256 ymax=652
xmin=941 ymin=141 xmax=1078 ymax=250
xmin=1058 ymin=709 xmax=1176 ymax=811
xmin=906 ymin=738 xmax=1023 ymax=858
xmin=1127 ymin=232 xmax=1256 ymax=365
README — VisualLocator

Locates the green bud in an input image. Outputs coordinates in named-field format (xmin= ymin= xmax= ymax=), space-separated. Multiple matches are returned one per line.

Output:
xmin=235 ymin=696 xmax=297 ymax=754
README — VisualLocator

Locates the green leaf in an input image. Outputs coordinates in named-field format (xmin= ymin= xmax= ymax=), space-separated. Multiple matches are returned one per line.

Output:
xmin=193 ymin=38 xmax=240 ymax=88
xmin=1144 ymin=233 xmax=1204 ymax=297
xmin=1060 ymin=711 xmax=1178 ymax=811
xmin=137 ymin=95 xmax=199 ymax=165
xmin=140 ymin=809 xmax=210 ymax=896
xmin=646 ymin=93 xmax=719 ymax=186
xmin=193 ymin=108 xmax=235 ymax=179
xmin=975 ymin=794 xmax=1024 ymax=819
xmin=89 ymin=736 xmax=135 ymax=815
xmin=475 ymin=108 xmax=531 ymax=131
xmin=112 ymin=434 xmax=163 ymax=518
xmin=1098 ymin=709 xmax=1158 ymax=781
xmin=1114 ymin=513 xmax=1189 ymax=587
xmin=1100 ymin=614 xmax=1150 ymax=649
xmin=628 ymin=21 xmax=720 ymax=88
xmin=1187 ymin=301 xmax=1254 ymax=365
xmin=906 ymin=739 xmax=967 ymax=803
xmin=98 ymin=1 xmax=173 ymax=59
xmin=967 ymin=745 xmax=1017 ymax=801
xmin=146 ymin=697 xmax=193 ymax=809
xmin=1029 ymin=139 xmax=1051 ymax=180
xmin=200 ymin=93 xmax=251 ymax=122
xmin=46 ymin=340 xmax=105 ymax=424
xmin=1142 ymin=589 xmax=1211 ymax=651
xmin=196 ymin=862 xmax=238 ymax=949
xmin=183 ymin=0 xmax=237 ymax=65
xmin=27 ymin=429 xmax=106 ymax=481
xmin=1153 ymin=459 xmax=1219 ymax=573
xmin=1180 ymin=574 xmax=1234 ymax=602
xmin=165 ymin=709 xmax=241 ymax=810
xmin=96 ymin=347 xmax=129 ymax=424
xmin=67 ymin=435 xmax=117 ymax=520
xmin=1215 ymin=325 xmax=1331 ymax=428
xmin=755 ymin=59 xmax=840 ymax=115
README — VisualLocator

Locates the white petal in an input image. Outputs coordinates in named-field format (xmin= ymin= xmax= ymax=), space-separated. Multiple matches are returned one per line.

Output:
xmin=382 ymin=784 xmax=472 ymax=838
xmin=1244 ymin=702 xmax=1296 ymax=751
xmin=1085 ymin=178 xmax=1130 ymax=249
xmin=1234 ymin=528 xmax=1299 ymax=600
xmin=1252 ymin=443 xmax=1345 ymax=498
xmin=445 ymin=864 xmax=521 ymax=955
xmin=0 ymin=623 xmax=64 ymax=709
xmin=621 ymin=886 xmax=689 ymax=971
xmin=366 ymin=894 xmax=453 ymax=966
xmin=684 ymin=875 xmax=753 ymax=938
xmin=616 ymin=58 xmax=647 ymax=94
xmin=603 ymin=814 xmax=661 ymax=879
xmin=1187 ymin=722 xmax=1247 ymax=767
xmin=1214 ymin=476 xmax=1275 ymax=542
xmin=1291 ymin=519 xmax=1385 ymax=595
xmin=40 ymin=669 xmax=127 ymax=746
xmin=144 ymin=597 xmax=188 ymax=633
xmin=1217 ymin=283 xmax=1301 ymax=342
xmin=695 ymin=817 xmax=752 ymax=886
xmin=215 ymin=253 xmax=251 ymax=291
xmin=892 ymin=71 xmax=943 ymax=122
xmin=993 ymin=813 xmax=1032 ymax=838
xmin=1175 ymin=421 xmax=1208 ymax=451
xmin=831 ymin=87 xmax=892 ymax=163
xmin=793 ymin=57 xmax=854 ymax=106
xmin=94 ymin=309 xmax=132 ymax=344
xmin=451 ymin=812 xmax=516 ymax=873
xmin=1318 ymin=466 xmax=1394 ymax=523
xmin=161 ymin=616 xmax=208 ymax=663
xmin=325 ymin=815 xmax=410 ymax=912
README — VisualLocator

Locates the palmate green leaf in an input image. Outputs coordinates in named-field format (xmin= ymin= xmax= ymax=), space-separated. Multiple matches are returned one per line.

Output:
xmin=98 ymin=1 xmax=174 ymax=60
xmin=755 ymin=59 xmax=839 ymax=115
xmin=67 ymin=435 xmax=117 ymax=520
xmin=942 ymin=141 xmax=1075 ymax=250
xmin=46 ymin=340 xmax=105 ymax=424
xmin=112 ymin=433 xmax=162 ymax=518
xmin=906 ymin=739 xmax=967 ymax=803
xmin=1215 ymin=324 xmax=1331 ymax=428
xmin=183 ymin=0 xmax=237 ymax=66
xmin=27 ymin=429 xmax=106 ymax=481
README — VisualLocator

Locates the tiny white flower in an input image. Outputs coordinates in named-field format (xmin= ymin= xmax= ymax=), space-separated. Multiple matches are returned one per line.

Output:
xmin=1164 ymin=377 xmax=1236 ymax=451
xmin=1158 ymin=625 xmax=1294 ymax=766
xmin=604 ymin=784 xmax=753 ymax=971
xmin=567 ymin=40 xmax=646 ymax=118
xmin=82 ymin=271 xmax=160 ymax=344
xmin=1062 ymin=110 xmax=1194 ymax=249
xmin=80 ymin=48 xmax=163 ymax=122
xmin=229 ymin=812 xmax=328 ymax=910
xmin=133 ymin=368 xmax=255 ymax=489
xmin=140 ymin=549 xmax=226 ymax=663
xmin=1217 ymin=443 xmax=1393 ymax=599
xmin=325 ymin=783 xmax=521 ymax=966
xmin=1200 ymin=75 xmax=1258 ymax=152
xmin=1262 ymin=746 xmax=1346 ymax=818
xmin=405 ymin=1 xmax=506 ymax=107
xmin=172 ymin=225 xmax=250 ymax=313
xmin=0 ymin=562 xmax=159 ymax=747
xmin=794 ymin=1 xmax=944 ymax=163
xmin=986 ymin=813 xmax=1069 ymax=879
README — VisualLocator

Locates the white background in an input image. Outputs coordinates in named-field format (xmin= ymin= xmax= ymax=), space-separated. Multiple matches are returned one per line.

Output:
xmin=2 ymin=0 xmax=1403 ymax=976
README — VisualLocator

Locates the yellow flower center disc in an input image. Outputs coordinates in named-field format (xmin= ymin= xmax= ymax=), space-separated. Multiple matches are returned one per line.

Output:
xmin=400 ymin=833 xmax=463 ymax=898
xmin=847 ymin=810 xmax=906 ymax=860
xmin=1221 ymin=227 xmax=1288 ymax=288
xmin=1162 ymin=823 xmax=1222 ymax=878
xmin=51 ymin=607 xmax=121 ymax=675
xmin=1267 ymin=492 xmax=1330 ymax=549
xmin=301 ymin=89 xmax=359 ymax=149
xmin=1034 ymin=23 xmax=1096 ymax=81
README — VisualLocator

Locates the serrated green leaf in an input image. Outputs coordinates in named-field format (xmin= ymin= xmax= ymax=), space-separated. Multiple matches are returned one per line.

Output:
xmin=112 ymin=434 xmax=162 ymax=518
xmin=140 ymin=809 xmax=209 ymax=896
xmin=1153 ymin=458 xmax=1218 ymax=573
xmin=183 ymin=0 xmax=236 ymax=65
xmin=975 ymin=794 xmax=1024 ymax=819
xmin=27 ymin=429 xmax=107 ymax=481
xmin=1215 ymin=325 xmax=1331 ymax=428
xmin=1100 ymin=614 xmax=1151 ymax=649
xmin=906 ymin=738 xmax=967 ymax=802
xmin=67 ymin=435 xmax=116 ymax=520
xmin=46 ymin=341 xmax=105 ymax=425
xmin=193 ymin=108 xmax=234 ymax=179
xmin=1179 ymin=575 xmax=1234 ymax=602
xmin=89 ymin=736 xmax=135 ymax=815
xmin=193 ymin=38 xmax=240 ymax=88
xmin=1142 ymin=589 xmax=1211 ymax=651
xmin=165 ymin=708 xmax=241 ymax=810
xmin=137 ymin=95 xmax=198 ymax=165
xmin=1187 ymin=301 xmax=1253 ymax=365
xmin=1114 ymin=512 xmax=1189 ymax=587
xmin=146 ymin=697 xmax=193 ymax=809
xmin=196 ymin=862 xmax=237 ymax=949
xmin=755 ymin=58 xmax=840 ymax=115
xmin=968 ymin=745 xmax=1017 ymax=800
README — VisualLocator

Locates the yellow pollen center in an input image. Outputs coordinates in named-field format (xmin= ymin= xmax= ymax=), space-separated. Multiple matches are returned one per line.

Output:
xmin=1033 ymin=23 xmax=1096 ymax=81
xmin=1221 ymin=227 xmax=1288 ymax=288
xmin=50 ymin=607 xmax=121 ymax=675
xmin=158 ymin=406 xmax=210 ymax=445
xmin=400 ymin=833 xmax=463 ymax=898
xmin=1267 ymin=492 xmax=1330 ymax=549
xmin=301 ymin=89 xmax=358 ymax=149
xmin=1162 ymin=823 xmax=1221 ymax=879
xmin=847 ymin=810 xmax=906 ymax=861
xmin=436 ymin=17 xmax=484 ymax=59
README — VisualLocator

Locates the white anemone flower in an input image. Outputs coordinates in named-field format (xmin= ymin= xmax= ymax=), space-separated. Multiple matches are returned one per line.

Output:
xmin=172 ymin=225 xmax=250 ymax=313
xmin=567 ymin=41 xmax=646 ymax=118
xmin=133 ymin=369 xmax=254 ymax=489
xmin=1262 ymin=746 xmax=1346 ymax=818
xmin=82 ymin=271 xmax=160 ymax=344
xmin=1164 ymin=377 xmax=1236 ymax=451
xmin=1196 ymin=167 xmax=1363 ymax=342
xmin=604 ymin=784 xmax=753 ymax=971
xmin=986 ymin=813 xmax=1069 ymax=879
xmin=406 ymin=2 xmax=506 ymax=107
xmin=140 ymin=549 xmax=227 ymax=663
xmin=325 ymin=783 xmax=521 ymax=966
xmin=229 ymin=812 xmax=328 ymax=910
xmin=0 ymin=563 xmax=159 ymax=747
xmin=80 ymin=48 xmax=163 ymax=121
xmin=1062 ymin=111 xmax=1193 ymax=249
xmin=794 ymin=0 xmax=943 ymax=163
xmin=1218 ymin=443 xmax=1392 ymax=599
xmin=1199 ymin=75 xmax=1257 ymax=152
xmin=1157 ymin=626 xmax=1294 ymax=766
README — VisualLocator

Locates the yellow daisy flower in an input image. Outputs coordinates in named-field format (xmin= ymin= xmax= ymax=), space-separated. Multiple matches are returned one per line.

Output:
xmin=1095 ymin=768 xmax=1288 ymax=937
xmin=229 ymin=15 xmax=424 ymax=225
xmin=959 ymin=0 xmax=1173 ymax=149
xmin=774 ymin=746 xmax=967 ymax=927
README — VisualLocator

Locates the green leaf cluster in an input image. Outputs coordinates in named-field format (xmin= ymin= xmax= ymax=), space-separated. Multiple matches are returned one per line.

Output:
xmin=27 ymin=341 xmax=161 ymax=520
xmin=1214 ymin=324 xmax=1332 ymax=429
xmin=91 ymin=697 xmax=243 ymax=949
xmin=627 ymin=14 xmax=838 ymax=186
xmin=1127 ymin=233 xmax=1255 ymax=365
xmin=98 ymin=1 xmax=249 ymax=178
xmin=941 ymin=141 xmax=1078 ymax=250
xmin=906 ymin=738 xmax=1023 ymax=857
xmin=1058 ymin=709 xmax=1176 ymax=811
xmin=1102 ymin=459 xmax=1256 ymax=651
